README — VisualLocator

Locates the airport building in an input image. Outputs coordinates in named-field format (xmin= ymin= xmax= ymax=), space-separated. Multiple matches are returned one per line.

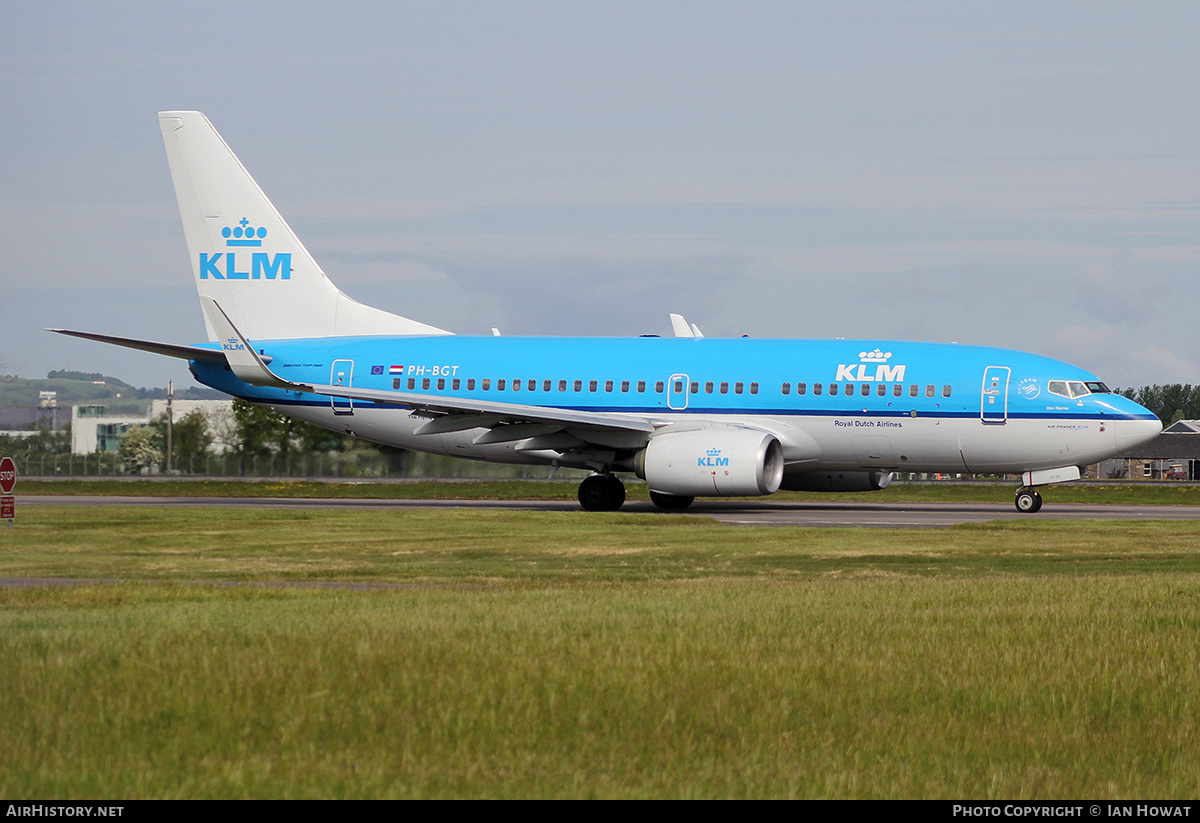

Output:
xmin=1111 ymin=420 xmax=1200 ymax=480
xmin=71 ymin=399 xmax=233 ymax=454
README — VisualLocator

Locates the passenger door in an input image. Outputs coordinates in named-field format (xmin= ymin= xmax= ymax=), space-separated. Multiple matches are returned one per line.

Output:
xmin=980 ymin=366 xmax=1010 ymax=424
xmin=331 ymin=359 xmax=354 ymax=415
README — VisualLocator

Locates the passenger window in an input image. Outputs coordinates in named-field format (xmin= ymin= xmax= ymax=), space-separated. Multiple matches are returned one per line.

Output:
xmin=437 ymin=378 xmax=445 ymax=390
xmin=422 ymin=377 xmax=431 ymax=390
xmin=925 ymin=385 xmax=934 ymax=397
xmin=814 ymin=383 xmax=823 ymax=396
xmin=877 ymin=384 xmax=886 ymax=396
xmin=529 ymin=379 xmax=537 ymax=391
xmin=893 ymin=384 xmax=902 ymax=397
xmin=407 ymin=378 xmax=416 ymax=390
xmin=574 ymin=380 xmax=582 ymax=392
xmin=656 ymin=381 xmax=665 ymax=393
xmin=589 ymin=380 xmax=598 ymax=392
xmin=797 ymin=383 xmax=806 ymax=395
xmin=393 ymin=378 xmax=401 ymax=390
xmin=467 ymin=379 xmax=476 ymax=390
xmin=558 ymin=380 xmax=566 ymax=392
xmin=621 ymin=380 xmax=629 ymax=392
xmin=846 ymin=384 xmax=855 ymax=396
xmin=482 ymin=379 xmax=491 ymax=391
xmin=749 ymin=382 xmax=758 ymax=395
xmin=604 ymin=380 xmax=613 ymax=392
xmin=861 ymin=384 xmax=870 ymax=397
xmin=637 ymin=380 xmax=646 ymax=393
xmin=943 ymin=385 xmax=951 ymax=397
xmin=674 ymin=380 xmax=683 ymax=393
xmin=497 ymin=379 xmax=506 ymax=391
xmin=690 ymin=381 xmax=699 ymax=393
xmin=909 ymin=385 xmax=918 ymax=397
xmin=781 ymin=382 xmax=791 ymax=395
xmin=705 ymin=382 xmax=714 ymax=394
xmin=512 ymin=379 xmax=520 ymax=391
xmin=735 ymin=382 xmax=743 ymax=395
xmin=720 ymin=382 xmax=729 ymax=394
xmin=452 ymin=378 xmax=460 ymax=390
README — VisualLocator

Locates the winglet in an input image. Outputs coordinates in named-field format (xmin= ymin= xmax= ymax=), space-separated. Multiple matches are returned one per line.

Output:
xmin=200 ymin=296 xmax=310 ymax=391
xmin=669 ymin=313 xmax=694 ymax=338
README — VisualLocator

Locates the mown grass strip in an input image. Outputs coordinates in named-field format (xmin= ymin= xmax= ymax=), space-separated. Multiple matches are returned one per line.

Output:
xmin=6 ymin=506 xmax=1200 ymax=583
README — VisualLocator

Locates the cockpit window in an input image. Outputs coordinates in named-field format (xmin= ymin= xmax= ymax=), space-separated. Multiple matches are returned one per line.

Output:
xmin=1085 ymin=381 xmax=1110 ymax=394
xmin=1048 ymin=380 xmax=1094 ymax=399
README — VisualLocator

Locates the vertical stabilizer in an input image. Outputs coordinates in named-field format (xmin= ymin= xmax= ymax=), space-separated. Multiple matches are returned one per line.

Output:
xmin=158 ymin=111 xmax=450 ymax=341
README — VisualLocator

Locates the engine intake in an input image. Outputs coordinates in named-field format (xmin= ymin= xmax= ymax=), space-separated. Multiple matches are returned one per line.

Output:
xmin=635 ymin=427 xmax=784 ymax=497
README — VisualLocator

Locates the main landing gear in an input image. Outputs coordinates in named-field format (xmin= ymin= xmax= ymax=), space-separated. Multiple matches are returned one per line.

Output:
xmin=578 ymin=474 xmax=626 ymax=511
xmin=1014 ymin=486 xmax=1043 ymax=513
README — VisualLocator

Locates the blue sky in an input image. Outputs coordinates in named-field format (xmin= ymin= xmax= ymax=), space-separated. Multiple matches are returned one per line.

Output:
xmin=3 ymin=1 xmax=1198 ymax=389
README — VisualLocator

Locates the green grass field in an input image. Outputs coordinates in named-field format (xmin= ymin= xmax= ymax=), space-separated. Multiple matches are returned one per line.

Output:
xmin=4 ymin=506 xmax=1200 ymax=798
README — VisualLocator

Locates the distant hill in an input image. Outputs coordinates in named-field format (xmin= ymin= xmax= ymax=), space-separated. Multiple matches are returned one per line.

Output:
xmin=46 ymin=370 xmax=134 ymax=388
xmin=0 ymin=372 xmax=225 ymax=428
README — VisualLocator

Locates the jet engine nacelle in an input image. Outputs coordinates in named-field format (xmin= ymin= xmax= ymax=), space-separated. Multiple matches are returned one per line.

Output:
xmin=781 ymin=470 xmax=894 ymax=493
xmin=635 ymin=427 xmax=784 ymax=496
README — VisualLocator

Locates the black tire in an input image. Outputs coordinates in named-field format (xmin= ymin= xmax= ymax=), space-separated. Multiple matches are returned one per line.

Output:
xmin=578 ymin=474 xmax=625 ymax=511
xmin=1015 ymin=488 xmax=1042 ymax=513
xmin=650 ymin=490 xmax=695 ymax=510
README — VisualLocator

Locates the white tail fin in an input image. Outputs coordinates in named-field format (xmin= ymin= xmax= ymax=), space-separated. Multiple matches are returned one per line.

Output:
xmin=158 ymin=111 xmax=450 ymax=342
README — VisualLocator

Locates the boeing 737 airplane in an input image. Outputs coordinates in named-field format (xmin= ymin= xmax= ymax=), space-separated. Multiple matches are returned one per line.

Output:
xmin=55 ymin=111 xmax=1162 ymax=512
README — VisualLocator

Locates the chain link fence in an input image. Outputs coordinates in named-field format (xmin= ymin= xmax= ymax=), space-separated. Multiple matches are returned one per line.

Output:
xmin=13 ymin=450 xmax=573 ymax=480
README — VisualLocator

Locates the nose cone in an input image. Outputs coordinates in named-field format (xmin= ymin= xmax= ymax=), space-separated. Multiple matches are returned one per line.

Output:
xmin=1114 ymin=416 xmax=1163 ymax=452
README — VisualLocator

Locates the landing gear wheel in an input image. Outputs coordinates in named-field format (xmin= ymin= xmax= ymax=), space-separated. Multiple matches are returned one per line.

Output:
xmin=650 ymin=491 xmax=695 ymax=511
xmin=578 ymin=474 xmax=626 ymax=512
xmin=1014 ymin=487 xmax=1043 ymax=513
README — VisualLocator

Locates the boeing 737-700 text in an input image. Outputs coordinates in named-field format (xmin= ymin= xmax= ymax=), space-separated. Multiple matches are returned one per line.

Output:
xmin=54 ymin=112 xmax=1162 ymax=512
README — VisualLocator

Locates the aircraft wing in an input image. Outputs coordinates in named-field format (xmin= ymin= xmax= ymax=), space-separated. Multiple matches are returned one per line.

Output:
xmin=202 ymin=298 xmax=658 ymax=442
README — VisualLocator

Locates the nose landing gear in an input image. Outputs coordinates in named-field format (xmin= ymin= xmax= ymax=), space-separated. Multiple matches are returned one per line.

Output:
xmin=1014 ymin=487 xmax=1043 ymax=513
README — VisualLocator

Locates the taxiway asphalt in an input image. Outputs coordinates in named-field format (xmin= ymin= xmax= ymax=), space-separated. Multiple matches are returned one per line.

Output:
xmin=22 ymin=495 xmax=1200 ymax=528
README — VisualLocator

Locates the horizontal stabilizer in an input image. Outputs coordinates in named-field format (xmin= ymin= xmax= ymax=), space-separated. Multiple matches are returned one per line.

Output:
xmin=47 ymin=329 xmax=225 ymax=362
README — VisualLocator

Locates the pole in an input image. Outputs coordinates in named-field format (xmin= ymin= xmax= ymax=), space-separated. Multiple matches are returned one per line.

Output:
xmin=166 ymin=380 xmax=174 ymax=474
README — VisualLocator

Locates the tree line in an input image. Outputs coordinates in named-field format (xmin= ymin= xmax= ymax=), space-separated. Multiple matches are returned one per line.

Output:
xmin=1117 ymin=385 xmax=1200 ymax=427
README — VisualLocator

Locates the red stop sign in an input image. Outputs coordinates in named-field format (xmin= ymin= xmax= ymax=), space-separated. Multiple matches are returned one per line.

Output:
xmin=0 ymin=457 xmax=14 ymax=494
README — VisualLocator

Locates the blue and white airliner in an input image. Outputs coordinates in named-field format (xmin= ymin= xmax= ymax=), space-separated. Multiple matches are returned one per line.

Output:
xmin=54 ymin=111 xmax=1162 ymax=512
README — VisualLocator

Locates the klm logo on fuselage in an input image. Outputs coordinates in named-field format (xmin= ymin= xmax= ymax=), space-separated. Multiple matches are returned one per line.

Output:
xmin=698 ymin=447 xmax=729 ymax=468
xmin=835 ymin=348 xmax=906 ymax=382
xmin=200 ymin=218 xmax=291 ymax=280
